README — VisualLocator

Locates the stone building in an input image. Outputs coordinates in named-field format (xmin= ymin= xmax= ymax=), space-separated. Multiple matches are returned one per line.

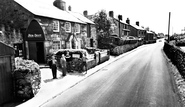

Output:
xmin=14 ymin=0 xmax=95 ymax=63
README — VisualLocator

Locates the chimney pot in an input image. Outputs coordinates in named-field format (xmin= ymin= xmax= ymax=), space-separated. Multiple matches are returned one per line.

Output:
xmin=136 ymin=21 xmax=139 ymax=26
xmin=109 ymin=11 xmax=114 ymax=18
xmin=83 ymin=10 xmax=88 ymax=17
xmin=126 ymin=18 xmax=130 ymax=24
xmin=118 ymin=15 xmax=122 ymax=20
xmin=53 ymin=0 xmax=66 ymax=11
xmin=68 ymin=5 xmax=71 ymax=11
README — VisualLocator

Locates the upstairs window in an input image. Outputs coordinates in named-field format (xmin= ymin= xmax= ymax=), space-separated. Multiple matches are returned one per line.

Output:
xmin=53 ymin=20 xmax=59 ymax=32
xmin=65 ymin=22 xmax=71 ymax=33
xmin=74 ymin=24 xmax=80 ymax=33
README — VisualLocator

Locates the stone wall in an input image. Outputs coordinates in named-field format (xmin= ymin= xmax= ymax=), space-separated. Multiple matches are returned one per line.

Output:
xmin=0 ymin=25 xmax=23 ymax=46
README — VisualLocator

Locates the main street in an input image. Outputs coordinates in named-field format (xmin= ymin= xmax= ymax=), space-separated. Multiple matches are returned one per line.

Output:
xmin=42 ymin=40 xmax=182 ymax=107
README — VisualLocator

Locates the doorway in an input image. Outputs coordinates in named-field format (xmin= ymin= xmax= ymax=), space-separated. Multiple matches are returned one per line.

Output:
xmin=36 ymin=42 xmax=45 ymax=63
xmin=90 ymin=38 xmax=93 ymax=47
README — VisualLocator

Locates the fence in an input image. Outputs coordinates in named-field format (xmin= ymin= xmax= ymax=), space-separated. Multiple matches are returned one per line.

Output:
xmin=0 ymin=42 xmax=14 ymax=105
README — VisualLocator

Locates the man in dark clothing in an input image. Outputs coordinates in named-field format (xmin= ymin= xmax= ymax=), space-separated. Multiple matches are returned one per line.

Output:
xmin=50 ymin=55 xmax=57 ymax=79
xmin=65 ymin=51 xmax=72 ymax=73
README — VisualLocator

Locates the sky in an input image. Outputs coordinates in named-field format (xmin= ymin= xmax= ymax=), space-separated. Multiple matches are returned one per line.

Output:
xmin=43 ymin=0 xmax=185 ymax=35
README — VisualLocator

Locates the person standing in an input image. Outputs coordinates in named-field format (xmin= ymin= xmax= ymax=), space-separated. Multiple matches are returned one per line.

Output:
xmin=60 ymin=54 xmax=67 ymax=76
xmin=65 ymin=51 xmax=71 ymax=73
xmin=51 ymin=55 xmax=57 ymax=79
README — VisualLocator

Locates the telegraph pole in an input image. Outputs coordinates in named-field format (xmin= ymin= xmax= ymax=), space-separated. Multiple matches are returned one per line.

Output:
xmin=168 ymin=12 xmax=171 ymax=43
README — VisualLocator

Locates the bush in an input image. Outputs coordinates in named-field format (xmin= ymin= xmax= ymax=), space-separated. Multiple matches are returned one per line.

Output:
xmin=163 ymin=42 xmax=185 ymax=79
xmin=110 ymin=43 xmax=139 ymax=56
xmin=176 ymin=40 xmax=185 ymax=46
xmin=13 ymin=57 xmax=41 ymax=101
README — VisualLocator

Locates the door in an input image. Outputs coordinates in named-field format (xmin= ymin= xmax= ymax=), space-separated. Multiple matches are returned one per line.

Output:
xmin=29 ymin=42 xmax=37 ymax=62
xmin=90 ymin=38 xmax=93 ymax=47
xmin=36 ymin=42 xmax=45 ymax=63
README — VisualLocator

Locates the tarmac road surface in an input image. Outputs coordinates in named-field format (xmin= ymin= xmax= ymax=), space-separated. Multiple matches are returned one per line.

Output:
xmin=42 ymin=41 xmax=182 ymax=107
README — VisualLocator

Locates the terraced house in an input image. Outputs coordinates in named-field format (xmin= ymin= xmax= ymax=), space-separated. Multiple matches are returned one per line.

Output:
xmin=13 ymin=0 xmax=95 ymax=64
xmin=126 ymin=19 xmax=146 ymax=40
xmin=108 ymin=11 xmax=130 ymax=38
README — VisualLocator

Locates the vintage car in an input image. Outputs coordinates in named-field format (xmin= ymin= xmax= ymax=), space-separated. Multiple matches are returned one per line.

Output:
xmin=54 ymin=49 xmax=96 ymax=73
xmin=84 ymin=47 xmax=110 ymax=64
xmin=54 ymin=48 xmax=110 ymax=73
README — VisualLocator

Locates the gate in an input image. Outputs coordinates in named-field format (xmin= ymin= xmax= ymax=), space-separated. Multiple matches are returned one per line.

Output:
xmin=0 ymin=42 xmax=14 ymax=105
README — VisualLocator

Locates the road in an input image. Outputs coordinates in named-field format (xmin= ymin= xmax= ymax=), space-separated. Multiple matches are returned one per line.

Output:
xmin=42 ymin=41 xmax=182 ymax=107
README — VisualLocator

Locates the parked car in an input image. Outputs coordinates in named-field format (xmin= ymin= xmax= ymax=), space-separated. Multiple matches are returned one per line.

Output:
xmin=54 ymin=49 xmax=96 ymax=73
xmin=54 ymin=48 xmax=110 ymax=73
xmin=85 ymin=47 xmax=110 ymax=64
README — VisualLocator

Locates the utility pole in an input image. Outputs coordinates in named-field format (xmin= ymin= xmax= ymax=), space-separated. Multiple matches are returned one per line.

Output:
xmin=168 ymin=12 xmax=171 ymax=43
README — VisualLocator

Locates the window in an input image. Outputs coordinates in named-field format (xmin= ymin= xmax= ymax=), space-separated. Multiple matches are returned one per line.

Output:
xmin=53 ymin=20 xmax=59 ymax=32
xmin=74 ymin=24 xmax=80 ymax=33
xmin=52 ymin=41 xmax=61 ymax=50
xmin=65 ymin=22 xmax=71 ymax=32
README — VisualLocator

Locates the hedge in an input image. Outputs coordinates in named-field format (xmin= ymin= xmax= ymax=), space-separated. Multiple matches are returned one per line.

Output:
xmin=110 ymin=43 xmax=139 ymax=56
xmin=163 ymin=42 xmax=185 ymax=79
xmin=176 ymin=40 xmax=185 ymax=46
xmin=13 ymin=57 xmax=41 ymax=101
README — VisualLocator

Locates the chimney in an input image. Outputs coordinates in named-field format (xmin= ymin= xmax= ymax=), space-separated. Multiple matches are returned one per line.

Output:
xmin=53 ymin=0 xmax=66 ymax=11
xmin=68 ymin=5 xmax=71 ymax=11
xmin=109 ymin=11 xmax=114 ymax=17
xmin=83 ymin=10 xmax=88 ymax=17
xmin=118 ymin=15 xmax=122 ymax=20
xmin=136 ymin=21 xmax=139 ymax=26
xmin=126 ymin=18 xmax=130 ymax=24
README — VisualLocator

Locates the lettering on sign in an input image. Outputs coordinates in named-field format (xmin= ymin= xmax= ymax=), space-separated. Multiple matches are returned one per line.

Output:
xmin=28 ymin=34 xmax=42 ymax=38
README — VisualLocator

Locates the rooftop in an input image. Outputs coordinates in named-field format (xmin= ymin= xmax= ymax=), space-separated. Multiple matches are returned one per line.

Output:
xmin=14 ymin=0 xmax=85 ymax=24
xmin=131 ymin=24 xmax=146 ymax=31
xmin=67 ymin=11 xmax=94 ymax=24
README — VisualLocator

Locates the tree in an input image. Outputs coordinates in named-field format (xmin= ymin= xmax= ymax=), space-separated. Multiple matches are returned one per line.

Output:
xmin=93 ymin=10 xmax=111 ymax=36
xmin=145 ymin=27 xmax=150 ymax=31
xmin=0 ymin=0 xmax=32 ymax=45
xmin=0 ymin=0 xmax=31 ymax=30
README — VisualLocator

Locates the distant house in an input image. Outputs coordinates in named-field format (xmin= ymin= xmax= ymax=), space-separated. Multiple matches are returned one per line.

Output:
xmin=14 ymin=0 xmax=94 ymax=63
xmin=144 ymin=31 xmax=156 ymax=42
xmin=108 ymin=11 xmax=130 ymax=38
xmin=68 ymin=10 xmax=97 ymax=48
xmin=127 ymin=20 xmax=146 ymax=40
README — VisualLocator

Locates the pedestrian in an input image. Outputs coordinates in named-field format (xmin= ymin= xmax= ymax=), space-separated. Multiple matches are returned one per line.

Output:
xmin=51 ymin=55 xmax=57 ymax=79
xmin=65 ymin=51 xmax=71 ymax=73
xmin=60 ymin=54 xmax=67 ymax=76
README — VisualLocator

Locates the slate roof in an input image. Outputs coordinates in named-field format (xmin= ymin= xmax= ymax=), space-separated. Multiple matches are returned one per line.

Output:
xmin=14 ymin=0 xmax=85 ymax=24
xmin=131 ymin=24 xmax=146 ymax=31
xmin=67 ymin=11 xmax=94 ymax=24
xmin=147 ymin=31 xmax=154 ymax=34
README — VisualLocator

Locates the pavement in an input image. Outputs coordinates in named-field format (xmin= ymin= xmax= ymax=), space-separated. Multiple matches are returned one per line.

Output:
xmin=40 ymin=42 xmax=182 ymax=107
xmin=1 ymin=46 xmax=140 ymax=107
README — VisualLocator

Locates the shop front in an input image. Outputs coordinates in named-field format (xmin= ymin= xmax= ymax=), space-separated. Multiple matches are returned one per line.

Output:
xmin=25 ymin=15 xmax=92 ymax=64
xmin=25 ymin=19 xmax=46 ymax=63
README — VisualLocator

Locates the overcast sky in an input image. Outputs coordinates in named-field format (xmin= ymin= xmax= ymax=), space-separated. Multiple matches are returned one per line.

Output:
xmin=43 ymin=0 xmax=185 ymax=35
